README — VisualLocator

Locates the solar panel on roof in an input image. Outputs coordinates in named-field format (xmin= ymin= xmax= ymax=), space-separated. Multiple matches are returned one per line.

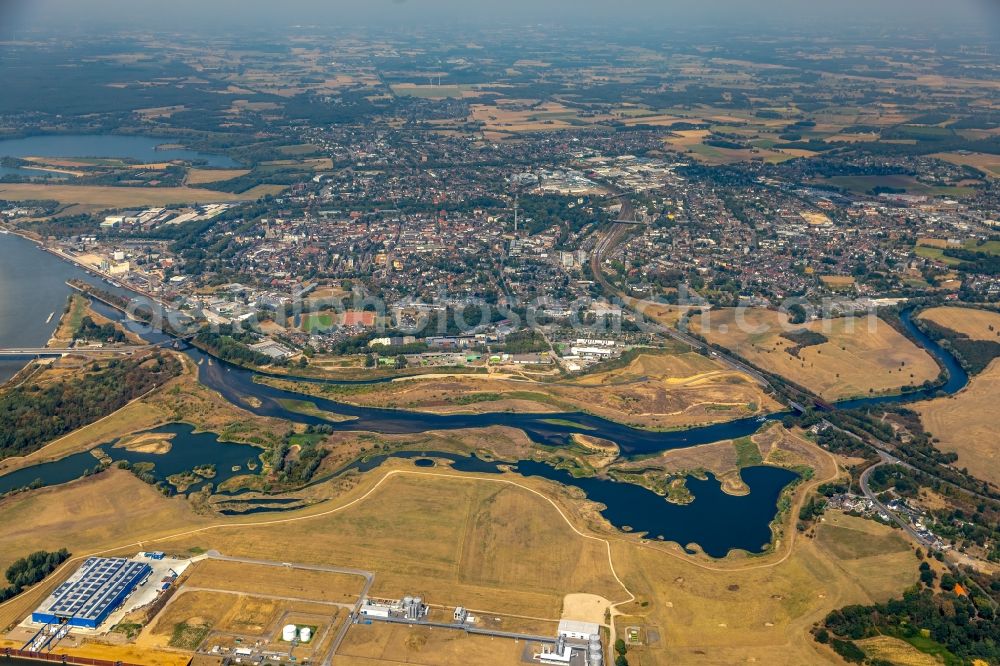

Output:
xmin=32 ymin=557 xmax=151 ymax=627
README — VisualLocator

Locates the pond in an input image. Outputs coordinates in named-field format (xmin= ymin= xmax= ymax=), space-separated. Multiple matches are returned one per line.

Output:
xmin=215 ymin=449 xmax=799 ymax=557
xmin=0 ymin=433 xmax=798 ymax=557
xmin=0 ymin=424 xmax=262 ymax=496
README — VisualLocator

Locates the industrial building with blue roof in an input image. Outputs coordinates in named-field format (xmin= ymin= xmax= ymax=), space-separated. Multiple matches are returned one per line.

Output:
xmin=32 ymin=557 xmax=151 ymax=629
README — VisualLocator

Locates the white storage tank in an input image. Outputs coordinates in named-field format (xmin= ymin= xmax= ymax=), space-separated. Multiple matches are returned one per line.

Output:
xmin=282 ymin=624 xmax=297 ymax=641
xmin=299 ymin=627 xmax=312 ymax=642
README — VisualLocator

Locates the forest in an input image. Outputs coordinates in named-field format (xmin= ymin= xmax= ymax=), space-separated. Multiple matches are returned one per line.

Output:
xmin=0 ymin=549 xmax=71 ymax=603
xmin=74 ymin=316 xmax=128 ymax=344
xmin=0 ymin=353 xmax=182 ymax=459
xmin=818 ymin=586 xmax=1000 ymax=665
xmin=193 ymin=326 xmax=275 ymax=367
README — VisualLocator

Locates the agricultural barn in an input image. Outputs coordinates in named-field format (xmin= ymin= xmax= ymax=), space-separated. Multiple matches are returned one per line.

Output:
xmin=31 ymin=557 xmax=151 ymax=629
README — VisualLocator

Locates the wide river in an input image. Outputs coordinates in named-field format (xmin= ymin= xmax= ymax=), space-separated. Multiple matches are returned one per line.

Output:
xmin=0 ymin=232 xmax=970 ymax=556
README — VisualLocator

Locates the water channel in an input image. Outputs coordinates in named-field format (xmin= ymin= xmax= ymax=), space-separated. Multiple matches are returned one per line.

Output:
xmin=0 ymin=232 xmax=971 ymax=556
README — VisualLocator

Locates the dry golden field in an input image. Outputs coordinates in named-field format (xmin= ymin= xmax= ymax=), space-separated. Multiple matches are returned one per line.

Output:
xmin=468 ymin=101 xmax=593 ymax=135
xmin=0 ymin=636 xmax=190 ymax=666
xmin=336 ymin=622 xmax=530 ymax=665
xmin=918 ymin=306 xmax=1000 ymax=341
xmin=930 ymin=151 xmax=1000 ymax=177
xmin=613 ymin=511 xmax=918 ymax=665
xmin=182 ymin=559 xmax=364 ymax=604
xmin=0 ymin=428 xmax=921 ymax=666
xmin=0 ymin=469 xmax=209 ymax=630
xmin=150 ymin=471 xmax=626 ymax=620
xmin=184 ymin=168 xmax=251 ymax=184
xmin=0 ymin=183 xmax=284 ymax=208
xmin=262 ymin=350 xmax=779 ymax=430
xmin=912 ymin=307 xmax=1000 ymax=486
xmin=855 ymin=635 xmax=943 ymax=666
xmin=915 ymin=360 xmax=1000 ymax=487
xmin=819 ymin=275 xmax=855 ymax=289
xmin=691 ymin=308 xmax=940 ymax=400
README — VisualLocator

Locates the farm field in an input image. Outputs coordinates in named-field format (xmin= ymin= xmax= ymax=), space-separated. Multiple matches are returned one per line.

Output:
xmin=469 ymin=101 xmax=594 ymax=136
xmin=690 ymin=308 xmax=940 ymax=400
xmin=929 ymin=151 xmax=1000 ymax=177
xmin=817 ymin=174 xmax=977 ymax=198
xmin=391 ymin=83 xmax=479 ymax=99
xmin=915 ymin=360 xmax=1000 ymax=487
xmin=918 ymin=306 xmax=1000 ymax=341
xmin=0 ymin=183 xmax=285 ymax=208
xmin=185 ymin=168 xmax=251 ymax=184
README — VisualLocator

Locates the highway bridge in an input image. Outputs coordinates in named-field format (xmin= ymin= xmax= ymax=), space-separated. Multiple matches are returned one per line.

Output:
xmin=0 ymin=346 xmax=148 ymax=357
xmin=0 ymin=335 xmax=194 ymax=357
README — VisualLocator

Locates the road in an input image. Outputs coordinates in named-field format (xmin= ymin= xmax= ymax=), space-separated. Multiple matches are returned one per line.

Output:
xmin=362 ymin=614 xmax=557 ymax=644
xmin=858 ymin=451 xmax=931 ymax=547
xmin=0 ymin=346 xmax=145 ymax=356
xmin=203 ymin=551 xmax=374 ymax=666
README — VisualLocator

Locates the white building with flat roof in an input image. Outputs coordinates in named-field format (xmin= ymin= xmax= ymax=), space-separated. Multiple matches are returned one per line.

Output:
xmin=557 ymin=619 xmax=600 ymax=640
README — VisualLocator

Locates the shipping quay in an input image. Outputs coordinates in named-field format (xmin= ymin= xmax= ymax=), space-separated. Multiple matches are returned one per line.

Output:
xmin=1 ymin=648 xmax=145 ymax=666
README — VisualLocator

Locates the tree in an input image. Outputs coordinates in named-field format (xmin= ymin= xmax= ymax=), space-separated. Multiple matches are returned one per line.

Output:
xmin=614 ymin=638 xmax=627 ymax=655
xmin=787 ymin=303 xmax=808 ymax=324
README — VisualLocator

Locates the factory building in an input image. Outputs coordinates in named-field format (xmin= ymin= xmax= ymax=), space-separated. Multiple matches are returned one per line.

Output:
xmin=557 ymin=619 xmax=601 ymax=640
xmin=32 ymin=557 xmax=151 ymax=629
xmin=359 ymin=595 xmax=428 ymax=621
xmin=536 ymin=626 xmax=604 ymax=665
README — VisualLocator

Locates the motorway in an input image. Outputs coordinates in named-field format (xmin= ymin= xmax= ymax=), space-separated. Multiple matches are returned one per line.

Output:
xmin=0 ymin=346 xmax=145 ymax=356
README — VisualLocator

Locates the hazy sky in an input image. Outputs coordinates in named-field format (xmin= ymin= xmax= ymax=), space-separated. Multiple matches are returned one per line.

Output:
xmin=2 ymin=0 xmax=998 ymax=36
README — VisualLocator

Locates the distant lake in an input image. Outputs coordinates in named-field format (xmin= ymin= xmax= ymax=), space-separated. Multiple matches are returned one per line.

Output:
xmin=0 ymin=164 xmax=62 ymax=179
xmin=0 ymin=134 xmax=237 ymax=167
